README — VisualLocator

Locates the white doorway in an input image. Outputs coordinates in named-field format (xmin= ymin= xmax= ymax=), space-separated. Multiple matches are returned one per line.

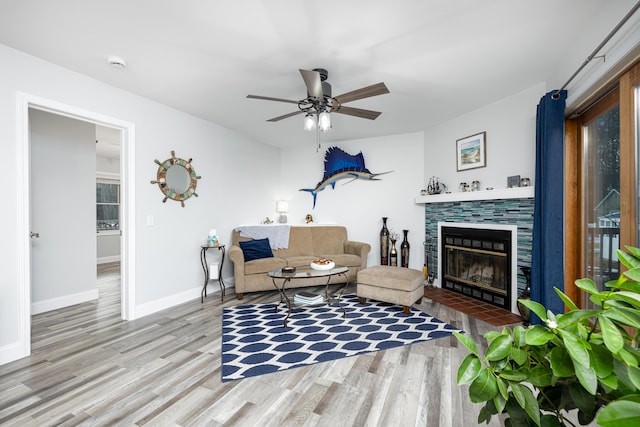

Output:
xmin=30 ymin=110 xmax=98 ymax=313
xmin=16 ymin=93 xmax=136 ymax=360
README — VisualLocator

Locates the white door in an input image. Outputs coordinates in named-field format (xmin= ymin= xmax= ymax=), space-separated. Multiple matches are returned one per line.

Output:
xmin=30 ymin=109 xmax=97 ymax=313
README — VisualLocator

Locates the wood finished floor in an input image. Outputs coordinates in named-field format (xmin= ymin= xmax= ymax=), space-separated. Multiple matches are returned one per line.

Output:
xmin=0 ymin=263 xmax=504 ymax=426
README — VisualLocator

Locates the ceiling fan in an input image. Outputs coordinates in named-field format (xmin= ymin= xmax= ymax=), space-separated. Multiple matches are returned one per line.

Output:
xmin=247 ymin=68 xmax=389 ymax=132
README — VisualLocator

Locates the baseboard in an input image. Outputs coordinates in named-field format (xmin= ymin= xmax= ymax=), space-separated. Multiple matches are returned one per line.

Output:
xmin=0 ymin=341 xmax=28 ymax=365
xmin=31 ymin=289 xmax=99 ymax=315
xmin=135 ymin=286 xmax=202 ymax=319
xmin=134 ymin=277 xmax=234 ymax=319
xmin=97 ymin=255 xmax=120 ymax=265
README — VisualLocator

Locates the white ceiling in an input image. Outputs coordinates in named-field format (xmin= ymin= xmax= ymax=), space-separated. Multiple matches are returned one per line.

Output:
xmin=0 ymin=0 xmax=631 ymax=148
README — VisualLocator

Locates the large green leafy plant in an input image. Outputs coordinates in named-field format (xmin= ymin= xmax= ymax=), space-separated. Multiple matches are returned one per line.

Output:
xmin=454 ymin=246 xmax=640 ymax=426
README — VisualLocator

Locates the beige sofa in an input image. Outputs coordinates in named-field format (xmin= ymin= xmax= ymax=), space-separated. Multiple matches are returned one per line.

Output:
xmin=229 ymin=225 xmax=371 ymax=300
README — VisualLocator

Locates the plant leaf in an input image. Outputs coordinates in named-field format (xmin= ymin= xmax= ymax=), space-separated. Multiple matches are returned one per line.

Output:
xmin=615 ymin=359 xmax=638 ymax=390
xmin=457 ymin=354 xmax=482 ymax=385
xmin=518 ymin=299 xmax=547 ymax=322
xmin=602 ymin=306 xmax=640 ymax=330
xmin=574 ymin=362 xmax=598 ymax=395
xmin=505 ymin=398 xmax=528 ymax=425
xmin=525 ymin=325 xmax=555 ymax=346
xmin=618 ymin=394 xmax=640 ymax=403
xmin=554 ymin=287 xmax=579 ymax=311
xmin=528 ymin=366 xmax=553 ymax=388
xmin=485 ymin=334 xmax=512 ymax=361
xmin=599 ymin=372 xmax=618 ymax=390
xmin=540 ymin=414 xmax=563 ymax=427
xmin=589 ymin=292 xmax=604 ymax=308
xmin=608 ymin=291 xmax=640 ymax=309
xmin=510 ymin=347 xmax=527 ymax=366
xmin=628 ymin=365 xmax=640 ymax=391
xmin=569 ymin=382 xmax=596 ymax=416
xmin=496 ymin=376 xmax=509 ymax=400
xmin=558 ymin=329 xmax=590 ymax=368
xmin=453 ymin=332 xmax=479 ymax=356
xmin=500 ymin=369 xmax=528 ymax=382
xmin=623 ymin=245 xmax=640 ymax=258
xmin=617 ymin=270 xmax=640 ymax=292
xmin=493 ymin=392 xmax=507 ymax=414
xmin=618 ymin=247 xmax=640 ymax=269
xmin=469 ymin=368 xmax=499 ymax=403
xmin=512 ymin=325 xmax=526 ymax=347
xmin=484 ymin=330 xmax=502 ymax=342
xmin=511 ymin=383 xmax=541 ymax=426
xmin=477 ymin=405 xmax=491 ymax=425
xmin=598 ymin=313 xmax=624 ymax=354
xmin=590 ymin=343 xmax=614 ymax=378
xmin=556 ymin=309 xmax=599 ymax=329
xmin=575 ymin=278 xmax=600 ymax=295
xmin=596 ymin=400 xmax=640 ymax=426
xmin=549 ymin=346 xmax=574 ymax=377
xmin=619 ymin=347 xmax=640 ymax=367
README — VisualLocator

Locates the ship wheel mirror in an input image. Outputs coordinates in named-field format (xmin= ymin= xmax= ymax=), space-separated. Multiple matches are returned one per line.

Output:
xmin=150 ymin=150 xmax=201 ymax=207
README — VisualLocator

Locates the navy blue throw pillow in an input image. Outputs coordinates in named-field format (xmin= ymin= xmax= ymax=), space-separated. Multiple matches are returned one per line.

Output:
xmin=239 ymin=238 xmax=274 ymax=262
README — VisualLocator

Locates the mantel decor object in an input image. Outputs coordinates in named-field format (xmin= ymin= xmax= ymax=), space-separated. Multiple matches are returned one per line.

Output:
xmin=150 ymin=150 xmax=201 ymax=207
xmin=507 ymin=175 xmax=521 ymax=188
xmin=401 ymin=230 xmax=410 ymax=268
xmin=380 ymin=217 xmax=389 ymax=265
xmin=456 ymin=131 xmax=486 ymax=171
xmin=427 ymin=176 xmax=447 ymax=194
xmin=389 ymin=230 xmax=399 ymax=267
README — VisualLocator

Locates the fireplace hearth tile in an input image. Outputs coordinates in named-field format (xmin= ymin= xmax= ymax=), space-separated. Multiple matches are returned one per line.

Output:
xmin=424 ymin=287 xmax=522 ymax=327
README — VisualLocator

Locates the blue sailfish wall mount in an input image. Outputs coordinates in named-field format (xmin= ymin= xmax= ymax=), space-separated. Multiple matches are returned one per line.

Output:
xmin=300 ymin=146 xmax=391 ymax=208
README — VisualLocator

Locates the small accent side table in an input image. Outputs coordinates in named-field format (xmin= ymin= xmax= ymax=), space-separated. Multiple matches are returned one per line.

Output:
xmin=200 ymin=244 xmax=226 ymax=302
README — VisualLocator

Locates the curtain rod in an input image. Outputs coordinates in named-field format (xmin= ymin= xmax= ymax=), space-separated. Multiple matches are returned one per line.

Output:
xmin=552 ymin=0 xmax=640 ymax=99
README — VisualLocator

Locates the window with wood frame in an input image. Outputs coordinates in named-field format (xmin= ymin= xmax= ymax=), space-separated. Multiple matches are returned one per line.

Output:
xmin=565 ymin=60 xmax=640 ymax=309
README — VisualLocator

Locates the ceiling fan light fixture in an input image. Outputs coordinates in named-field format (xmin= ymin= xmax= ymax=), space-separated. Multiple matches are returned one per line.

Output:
xmin=303 ymin=113 xmax=316 ymax=131
xmin=318 ymin=111 xmax=331 ymax=132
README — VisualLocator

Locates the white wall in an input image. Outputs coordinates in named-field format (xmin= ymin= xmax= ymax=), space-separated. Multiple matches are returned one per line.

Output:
xmin=422 ymin=83 xmax=545 ymax=191
xmin=280 ymin=132 xmax=425 ymax=270
xmin=96 ymin=155 xmax=119 ymax=175
xmin=0 ymin=43 xmax=280 ymax=363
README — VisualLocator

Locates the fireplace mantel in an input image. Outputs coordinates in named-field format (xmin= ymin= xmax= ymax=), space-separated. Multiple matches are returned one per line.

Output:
xmin=415 ymin=186 xmax=534 ymax=204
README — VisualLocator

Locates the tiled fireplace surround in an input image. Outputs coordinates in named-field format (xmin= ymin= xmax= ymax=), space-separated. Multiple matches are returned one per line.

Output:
xmin=423 ymin=195 xmax=534 ymax=308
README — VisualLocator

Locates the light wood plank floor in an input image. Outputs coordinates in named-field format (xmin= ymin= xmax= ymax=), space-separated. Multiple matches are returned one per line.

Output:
xmin=0 ymin=263 xmax=503 ymax=426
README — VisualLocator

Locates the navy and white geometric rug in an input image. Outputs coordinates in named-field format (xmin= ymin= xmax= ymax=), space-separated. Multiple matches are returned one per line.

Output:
xmin=221 ymin=294 xmax=462 ymax=382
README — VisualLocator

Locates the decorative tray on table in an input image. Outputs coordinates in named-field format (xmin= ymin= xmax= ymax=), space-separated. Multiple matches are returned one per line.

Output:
xmin=310 ymin=258 xmax=335 ymax=271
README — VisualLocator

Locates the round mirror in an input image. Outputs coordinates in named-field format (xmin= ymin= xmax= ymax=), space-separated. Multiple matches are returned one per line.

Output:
xmin=150 ymin=150 xmax=201 ymax=207
xmin=166 ymin=164 xmax=191 ymax=194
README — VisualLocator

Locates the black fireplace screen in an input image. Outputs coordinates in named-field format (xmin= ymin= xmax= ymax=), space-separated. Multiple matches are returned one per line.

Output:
xmin=441 ymin=226 xmax=512 ymax=310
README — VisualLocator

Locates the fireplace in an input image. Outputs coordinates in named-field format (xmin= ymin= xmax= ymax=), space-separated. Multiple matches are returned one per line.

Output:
xmin=438 ymin=222 xmax=518 ymax=312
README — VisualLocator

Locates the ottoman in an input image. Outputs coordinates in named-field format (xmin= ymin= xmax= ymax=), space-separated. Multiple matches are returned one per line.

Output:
xmin=357 ymin=266 xmax=424 ymax=314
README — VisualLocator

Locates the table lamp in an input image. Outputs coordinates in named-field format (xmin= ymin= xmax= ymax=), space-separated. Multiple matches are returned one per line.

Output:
xmin=276 ymin=200 xmax=289 ymax=223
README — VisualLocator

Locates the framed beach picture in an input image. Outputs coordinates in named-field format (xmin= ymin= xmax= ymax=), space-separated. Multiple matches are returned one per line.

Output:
xmin=456 ymin=132 xmax=486 ymax=171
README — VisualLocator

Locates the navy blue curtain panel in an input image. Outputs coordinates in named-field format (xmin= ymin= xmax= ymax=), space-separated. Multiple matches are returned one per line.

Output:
xmin=530 ymin=90 xmax=567 ymax=323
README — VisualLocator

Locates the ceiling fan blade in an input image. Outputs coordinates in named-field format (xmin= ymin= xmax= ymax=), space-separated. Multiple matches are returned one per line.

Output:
xmin=334 ymin=82 xmax=389 ymax=105
xmin=247 ymin=94 xmax=300 ymax=104
xmin=332 ymin=105 xmax=382 ymax=120
xmin=267 ymin=110 xmax=305 ymax=122
xmin=299 ymin=69 xmax=323 ymax=100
